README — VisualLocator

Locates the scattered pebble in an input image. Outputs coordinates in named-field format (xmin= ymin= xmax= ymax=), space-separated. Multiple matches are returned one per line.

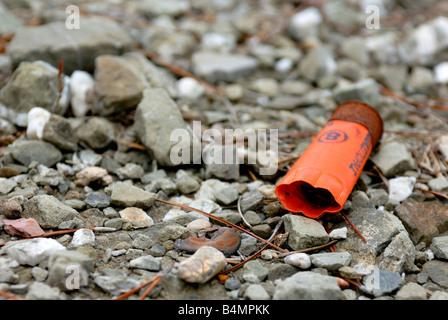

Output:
xmin=177 ymin=246 xmax=227 ymax=284
xmin=284 ymin=253 xmax=311 ymax=269
xmin=119 ymin=207 xmax=154 ymax=229
xmin=388 ymin=176 xmax=416 ymax=202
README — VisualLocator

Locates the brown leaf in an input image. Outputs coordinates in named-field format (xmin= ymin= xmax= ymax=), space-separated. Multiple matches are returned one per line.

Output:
xmin=174 ymin=227 xmax=241 ymax=257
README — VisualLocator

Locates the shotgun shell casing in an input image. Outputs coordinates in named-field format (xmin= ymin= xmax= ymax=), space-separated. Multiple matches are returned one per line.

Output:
xmin=275 ymin=101 xmax=383 ymax=219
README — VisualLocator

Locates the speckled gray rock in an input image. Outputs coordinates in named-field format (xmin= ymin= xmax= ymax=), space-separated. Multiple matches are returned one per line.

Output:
xmin=430 ymin=236 xmax=448 ymax=260
xmin=395 ymin=282 xmax=427 ymax=300
xmin=0 ymin=61 xmax=69 ymax=124
xmin=134 ymin=87 xmax=200 ymax=166
xmin=128 ymin=255 xmax=161 ymax=271
xmin=192 ymin=51 xmax=258 ymax=83
xmin=363 ymin=269 xmax=403 ymax=297
xmin=110 ymin=182 xmax=156 ymax=209
xmin=333 ymin=78 xmax=380 ymax=108
xmin=422 ymin=260 xmax=448 ymax=289
xmin=94 ymin=54 xmax=148 ymax=115
xmin=284 ymin=214 xmax=329 ymax=250
xmin=6 ymin=17 xmax=133 ymax=74
xmin=47 ymin=250 xmax=94 ymax=291
xmin=310 ymin=252 xmax=352 ymax=271
xmin=242 ymin=260 xmax=268 ymax=283
xmin=273 ymin=271 xmax=342 ymax=300
xmin=75 ymin=117 xmax=116 ymax=150
xmin=371 ymin=141 xmax=416 ymax=177
xmin=25 ymin=281 xmax=61 ymax=300
xmin=23 ymin=195 xmax=78 ymax=228
xmin=5 ymin=139 xmax=62 ymax=168
xmin=299 ymin=45 xmax=336 ymax=82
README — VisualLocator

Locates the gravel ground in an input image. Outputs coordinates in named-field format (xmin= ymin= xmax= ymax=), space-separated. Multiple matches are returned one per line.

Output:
xmin=1 ymin=0 xmax=448 ymax=301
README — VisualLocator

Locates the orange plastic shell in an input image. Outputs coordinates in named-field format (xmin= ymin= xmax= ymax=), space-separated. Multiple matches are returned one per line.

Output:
xmin=275 ymin=101 xmax=383 ymax=219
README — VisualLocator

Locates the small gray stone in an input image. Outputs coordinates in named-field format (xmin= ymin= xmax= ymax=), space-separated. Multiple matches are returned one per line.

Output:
xmin=243 ymin=211 xmax=262 ymax=226
xmin=47 ymin=250 xmax=94 ymax=291
xmin=104 ymin=218 xmax=123 ymax=230
xmin=85 ymin=192 xmax=110 ymax=208
xmin=176 ymin=174 xmax=200 ymax=195
xmin=132 ymin=234 xmax=154 ymax=250
xmin=429 ymin=290 xmax=448 ymax=300
xmin=23 ymin=195 xmax=78 ymax=229
xmin=205 ymin=160 xmax=240 ymax=181
xmin=0 ymin=2 xmax=22 ymax=36
xmin=224 ymin=278 xmax=241 ymax=291
xmin=116 ymin=163 xmax=145 ymax=180
xmin=351 ymin=190 xmax=372 ymax=208
xmin=0 ymin=178 xmax=17 ymax=195
xmin=363 ymin=269 xmax=403 ymax=297
xmin=213 ymin=210 xmax=242 ymax=227
xmin=134 ymin=87 xmax=200 ymax=167
xmin=273 ymin=271 xmax=342 ymax=300
xmin=128 ymin=255 xmax=161 ymax=271
xmin=395 ymin=282 xmax=427 ymax=300
xmin=0 ymin=61 xmax=69 ymax=121
xmin=75 ymin=117 xmax=116 ymax=150
xmin=31 ymin=266 xmax=48 ymax=281
xmin=310 ymin=252 xmax=352 ymax=271
xmin=94 ymin=273 xmax=141 ymax=296
xmin=7 ymin=17 xmax=133 ymax=74
xmin=379 ymin=231 xmax=416 ymax=273
xmin=333 ymin=78 xmax=381 ymax=108
xmin=371 ymin=141 xmax=417 ymax=177
xmin=1 ymin=238 xmax=66 ymax=266
xmin=366 ymin=188 xmax=389 ymax=207
xmin=214 ymin=186 xmax=239 ymax=205
xmin=25 ymin=282 xmax=61 ymax=300
xmin=94 ymin=54 xmax=148 ymax=116
xmin=284 ymin=214 xmax=329 ymax=251
xmin=430 ymin=236 xmax=448 ymax=260
xmin=428 ymin=174 xmax=448 ymax=193
xmin=192 ymin=51 xmax=258 ymax=83
xmin=299 ymin=45 xmax=336 ymax=82
xmin=6 ymin=139 xmax=62 ymax=168
xmin=242 ymin=260 xmax=268 ymax=283
xmin=422 ymin=260 xmax=448 ymax=289
xmin=240 ymin=192 xmax=264 ymax=213
xmin=110 ymin=182 xmax=156 ymax=209
xmin=41 ymin=114 xmax=79 ymax=151
xmin=243 ymin=284 xmax=270 ymax=300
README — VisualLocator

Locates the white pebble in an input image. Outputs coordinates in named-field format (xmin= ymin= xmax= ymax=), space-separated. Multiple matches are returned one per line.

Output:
xmin=329 ymin=227 xmax=347 ymax=240
xmin=275 ymin=57 xmax=293 ymax=73
xmin=26 ymin=107 xmax=51 ymax=140
xmin=425 ymin=249 xmax=434 ymax=260
xmin=177 ymin=246 xmax=227 ymax=284
xmin=434 ymin=62 xmax=448 ymax=84
xmin=119 ymin=207 xmax=154 ymax=228
xmin=284 ymin=252 xmax=311 ymax=269
xmin=177 ymin=77 xmax=204 ymax=100
xmin=186 ymin=219 xmax=212 ymax=231
xmin=70 ymin=228 xmax=96 ymax=247
xmin=388 ymin=176 xmax=416 ymax=202
xmin=200 ymin=32 xmax=235 ymax=52
xmin=2 ymin=238 xmax=66 ymax=266
xmin=289 ymin=7 xmax=322 ymax=40
xmin=69 ymin=70 xmax=95 ymax=117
